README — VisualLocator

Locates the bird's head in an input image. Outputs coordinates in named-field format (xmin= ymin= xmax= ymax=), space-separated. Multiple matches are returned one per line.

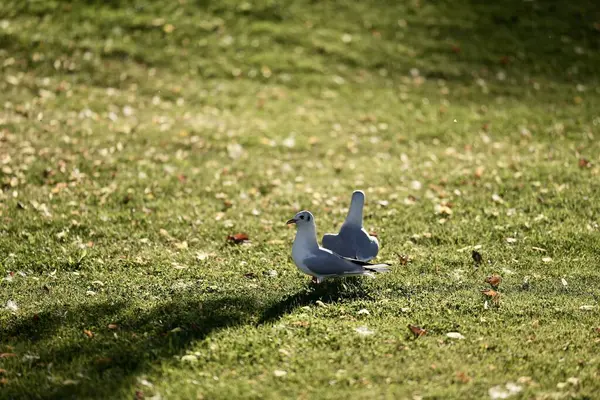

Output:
xmin=286 ymin=210 xmax=314 ymax=227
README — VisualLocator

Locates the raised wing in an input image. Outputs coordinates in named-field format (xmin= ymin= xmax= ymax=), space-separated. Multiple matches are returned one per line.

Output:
xmin=322 ymin=232 xmax=358 ymax=259
xmin=337 ymin=225 xmax=379 ymax=261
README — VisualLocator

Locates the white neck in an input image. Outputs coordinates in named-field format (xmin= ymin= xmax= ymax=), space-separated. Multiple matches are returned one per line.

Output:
xmin=292 ymin=221 xmax=319 ymax=253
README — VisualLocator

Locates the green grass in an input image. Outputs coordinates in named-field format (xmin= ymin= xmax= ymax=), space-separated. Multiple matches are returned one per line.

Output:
xmin=1 ymin=0 xmax=600 ymax=398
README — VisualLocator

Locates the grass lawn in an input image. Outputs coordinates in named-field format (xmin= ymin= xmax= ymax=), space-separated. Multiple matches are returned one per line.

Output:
xmin=1 ymin=0 xmax=600 ymax=398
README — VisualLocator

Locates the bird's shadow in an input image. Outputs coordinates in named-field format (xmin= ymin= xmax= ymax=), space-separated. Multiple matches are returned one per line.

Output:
xmin=1 ymin=278 xmax=372 ymax=399
xmin=259 ymin=277 xmax=374 ymax=325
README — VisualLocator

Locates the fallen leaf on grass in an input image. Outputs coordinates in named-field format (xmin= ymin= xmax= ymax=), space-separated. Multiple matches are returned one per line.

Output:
xmin=159 ymin=228 xmax=171 ymax=238
xmin=0 ymin=353 xmax=17 ymax=358
xmin=273 ymin=370 xmax=287 ymax=377
xmin=181 ymin=354 xmax=198 ymax=363
xmin=397 ymin=254 xmax=412 ymax=265
xmin=446 ymin=332 xmax=465 ymax=340
xmin=485 ymin=275 xmax=502 ymax=288
xmin=579 ymin=305 xmax=596 ymax=311
xmin=226 ymin=233 xmax=250 ymax=244
xmin=0 ymin=378 xmax=7 ymax=385
xmin=107 ymin=324 xmax=118 ymax=330
xmin=355 ymin=326 xmax=375 ymax=336
xmin=171 ymin=262 xmax=188 ymax=270
xmin=474 ymin=166 xmax=484 ymax=178
xmin=195 ymin=251 xmax=211 ymax=261
xmin=83 ymin=329 xmax=94 ymax=338
xmin=408 ymin=324 xmax=427 ymax=338
xmin=491 ymin=194 xmax=504 ymax=204
xmin=0 ymin=369 xmax=6 ymax=375
xmin=264 ymin=269 xmax=278 ymax=278
xmin=578 ymin=158 xmax=591 ymax=168
xmin=489 ymin=382 xmax=522 ymax=399
xmin=456 ymin=371 xmax=471 ymax=383
xmin=174 ymin=241 xmax=188 ymax=250
xmin=482 ymin=289 xmax=501 ymax=304
xmin=542 ymin=257 xmax=553 ymax=263
xmin=435 ymin=204 xmax=452 ymax=216
xmin=561 ymin=278 xmax=568 ymax=288
xmin=5 ymin=300 xmax=18 ymax=312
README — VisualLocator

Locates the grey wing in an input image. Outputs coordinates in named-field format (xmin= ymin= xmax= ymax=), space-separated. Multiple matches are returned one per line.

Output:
xmin=303 ymin=250 xmax=365 ymax=276
xmin=322 ymin=233 xmax=357 ymax=259
xmin=354 ymin=229 xmax=379 ymax=261
xmin=337 ymin=225 xmax=375 ymax=260
xmin=321 ymin=233 xmax=341 ymax=253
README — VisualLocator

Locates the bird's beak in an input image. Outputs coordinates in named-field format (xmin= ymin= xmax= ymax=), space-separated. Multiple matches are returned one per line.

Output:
xmin=286 ymin=218 xmax=297 ymax=225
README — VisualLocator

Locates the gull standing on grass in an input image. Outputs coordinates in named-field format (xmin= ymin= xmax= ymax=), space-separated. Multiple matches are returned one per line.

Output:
xmin=322 ymin=190 xmax=380 ymax=261
xmin=287 ymin=210 xmax=390 ymax=283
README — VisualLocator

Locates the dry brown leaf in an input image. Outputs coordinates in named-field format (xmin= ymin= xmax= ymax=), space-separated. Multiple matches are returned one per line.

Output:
xmin=456 ymin=371 xmax=471 ymax=383
xmin=83 ymin=329 xmax=94 ymax=338
xmin=95 ymin=357 xmax=112 ymax=365
xmin=408 ymin=324 xmax=427 ymax=338
xmin=0 ymin=378 xmax=7 ymax=385
xmin=226 ymin=233 xmax=250 ymax=244
xmin=397 ymin=254 xmax=412 ymax=265
xmin=474 ymin=166 xmax=484 ymax=178
xmin=108 ymin=324 xmax=118 ymax=330
xmin=0 ymin=353 xmax=16 ymax=358
xmin=578 ymin=158 xmax=591 ymax=168
xmin=485 ymin=275 xmax=502 ymax=288
xmin=482 ymin=289 xmax=501 ymax=304
xmin=0 ymin=369 xmax=7 ymax=375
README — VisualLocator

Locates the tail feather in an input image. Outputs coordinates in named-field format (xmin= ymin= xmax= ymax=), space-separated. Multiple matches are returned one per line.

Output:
xmin=364 ymin=263 xmax=391 ymax=273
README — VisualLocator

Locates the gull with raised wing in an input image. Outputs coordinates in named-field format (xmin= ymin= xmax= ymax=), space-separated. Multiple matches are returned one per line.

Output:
xmin=287 ymin=210 xmax=390 ymax=283
xmin=322 ymin=190 xmax=379 ymax=261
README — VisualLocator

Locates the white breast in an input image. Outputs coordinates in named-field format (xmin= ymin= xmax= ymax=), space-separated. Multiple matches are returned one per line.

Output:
xmin=292 ymin=237 xmax=317 ymax=277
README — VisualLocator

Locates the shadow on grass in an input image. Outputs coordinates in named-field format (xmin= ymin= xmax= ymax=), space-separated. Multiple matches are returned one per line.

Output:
xmin=2 ymin=0 xmax=598 ymax=86
xmin=259 ymin=277 xmax=374 ymax=325
xmin=0 ymin=279 xmax=372 ymax=399
xmin=1 ymin=295 xmax=259 ymax=399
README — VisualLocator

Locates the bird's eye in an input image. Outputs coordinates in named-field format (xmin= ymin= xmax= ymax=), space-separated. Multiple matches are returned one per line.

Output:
xmin=299 ymin=215 xmax=304 ymax=220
